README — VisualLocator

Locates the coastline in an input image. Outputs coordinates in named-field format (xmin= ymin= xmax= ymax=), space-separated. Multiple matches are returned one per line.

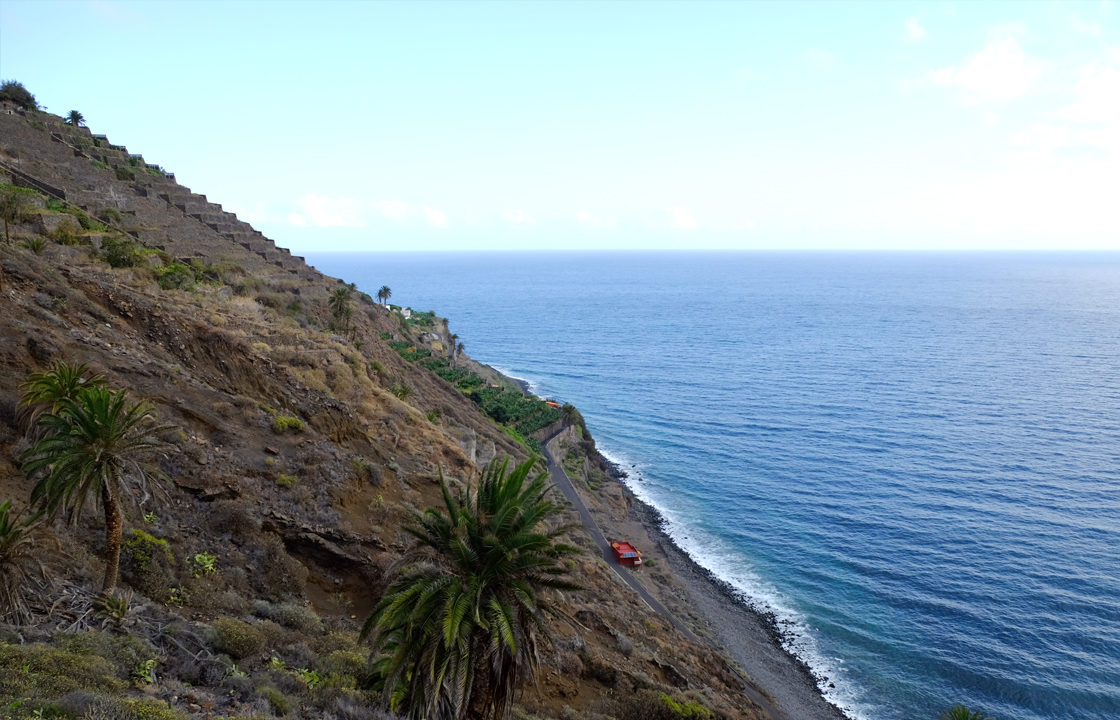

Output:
xmin=600 ymin=458 xmax=852 ymax=720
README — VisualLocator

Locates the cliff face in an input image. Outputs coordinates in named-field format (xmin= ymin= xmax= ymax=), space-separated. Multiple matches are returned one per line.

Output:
xmin=0 ymin=109 xmax=764 ymax=720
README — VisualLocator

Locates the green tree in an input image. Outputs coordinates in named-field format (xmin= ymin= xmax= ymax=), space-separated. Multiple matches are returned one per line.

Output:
xmin=377 ymin=285 xmax=392 ymax=305
xmin=941 ymin=705 xmax=996 ymax=720
xmin=361 ymin=457 xmax=579 ymax=720
xmin=329 ymin=286 xmax=353 ymax=332
xmin=18 ymin=361 xmax=106 ymax=433
xmin=64 ymin=110 xmax=85 ymax=127
xmin=0 ymin=185 xmax=37 ymax=245
xmin=0 ymin=500 xmax=49 ymax=624
xmin=21 ymin=386 xmax=170 ymax=597
xmin=0 ymin=80 xmax=38 ymax=110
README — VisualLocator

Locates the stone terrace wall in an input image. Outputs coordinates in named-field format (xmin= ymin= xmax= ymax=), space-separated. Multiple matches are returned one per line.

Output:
xmin=0 ymin=112 xmax=322 ymax=294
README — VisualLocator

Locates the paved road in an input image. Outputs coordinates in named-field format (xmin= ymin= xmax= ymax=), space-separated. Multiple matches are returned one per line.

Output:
xmin=541 ymin=428 xmax=700 ymax=641
xmin=540 ymin=428 xmax=787 ymax=720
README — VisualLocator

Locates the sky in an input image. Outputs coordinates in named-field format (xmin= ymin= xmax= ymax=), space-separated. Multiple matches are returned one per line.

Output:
xmin=1 ymin=0 xmax=1117 ymax=252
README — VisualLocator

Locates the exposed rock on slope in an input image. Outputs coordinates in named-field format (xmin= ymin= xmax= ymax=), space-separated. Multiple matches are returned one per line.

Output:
xmin=0 ymin=108 xmax=766 ymax=720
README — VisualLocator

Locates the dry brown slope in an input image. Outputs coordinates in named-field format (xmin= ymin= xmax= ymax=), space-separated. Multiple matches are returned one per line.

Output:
xmin=0 ymin=108 xmax=767 ymax=720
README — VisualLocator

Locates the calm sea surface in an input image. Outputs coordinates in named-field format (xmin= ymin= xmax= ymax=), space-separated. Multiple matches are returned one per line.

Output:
xmin=305 ymin=251 xmax=1120 ymax=720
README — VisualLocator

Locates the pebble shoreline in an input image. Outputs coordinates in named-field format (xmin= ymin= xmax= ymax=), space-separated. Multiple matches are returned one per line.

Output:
xmin=609 ymin=461 xmax=851 ymax=720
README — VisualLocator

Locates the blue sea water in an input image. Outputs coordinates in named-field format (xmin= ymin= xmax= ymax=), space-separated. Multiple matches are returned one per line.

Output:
xmin=305 ymin=251 xmax=1120 ymax=720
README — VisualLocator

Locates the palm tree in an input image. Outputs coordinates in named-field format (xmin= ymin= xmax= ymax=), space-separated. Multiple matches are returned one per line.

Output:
xmin=329 ymin=286 xmax=353 ymax=332
xmin=21 ymin=387 xmax=170 ymax=597
xmin=378 ymin=285 xmax=392 ymax=305
xmin=18 ymin=361 xmax=106 ymax=434
xmin=0 ymin=500 xmax=49 ymax=624
xmin=941 ymin=705 xmax=996 ymax=720
xmin=448 ymin=333 xmax=459 ymax=366
xmin=361 ymin=457 xmax=580 ymax=720
xmin=64 ymin=110 xmax=85 ymax=127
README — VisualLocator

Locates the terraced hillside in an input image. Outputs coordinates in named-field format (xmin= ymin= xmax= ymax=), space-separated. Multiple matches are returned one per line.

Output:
xmin=0 ymin=107 xmax=767 ymax=720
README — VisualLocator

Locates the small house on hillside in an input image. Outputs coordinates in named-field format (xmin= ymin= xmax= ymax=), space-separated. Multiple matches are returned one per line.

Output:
xmin=611 ymin=541 xmax=643 ymax=567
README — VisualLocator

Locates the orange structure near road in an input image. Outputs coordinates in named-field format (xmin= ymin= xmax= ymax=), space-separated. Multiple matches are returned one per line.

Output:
xmin=611 ymin=541 xmax=643 ymax=567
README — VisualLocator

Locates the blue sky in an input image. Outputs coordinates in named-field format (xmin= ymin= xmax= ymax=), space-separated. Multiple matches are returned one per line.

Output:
xmin=1 ymin=1 xmax=1117 ymax=252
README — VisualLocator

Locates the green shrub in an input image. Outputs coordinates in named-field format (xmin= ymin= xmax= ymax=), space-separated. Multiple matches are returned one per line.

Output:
xmin=610 ymin=689 xmax=715 ymax=720
xmin=0 ymin=80 xmax=38 ymax=110
xmin=45 ymin=197 xmax=65 ymax=212
xmin=63 ymin=208 xmax=104 ymax=231
xmin=121 ymin=529 xmax=176 ymax=600
xmin=0 ymin=642 xmax=126 ymax=698
xmin=155 ymin=263 xmax=195 ymax=290
xmin=98 ymin=207 xmax=123 ymax=223
xmin=19 ymin=236 xmax=46 ymax=254
xmin=57 ymin=631 xmax=157 ymax=686
xmin=52 ymin=221 xmax=81 ymax=245
xmin=92 ymin=160 xmax=108 ymax=170
xmin=252 ymin=600 xmax=322 ymax=633
xmin=115 ymin=166 xmax=135 ymax=182
xmin=275 ymin=474 xmax=299 ymax=489
xmin=212 ymin=617 xmax=266 ymax=659
xmin=272 ymin=415 xmax=303 ymax=433
xmin=100 ymin=237 xmax=142 ymax=267
xmin=255 ymin=685 xmax=291 ymax=715
xmin=192 ymin=551 xmax=218 ymax=577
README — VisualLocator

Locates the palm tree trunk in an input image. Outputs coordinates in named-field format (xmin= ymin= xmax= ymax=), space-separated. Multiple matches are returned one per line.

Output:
xmin=100 ymin=485 xmax=122 ymax=596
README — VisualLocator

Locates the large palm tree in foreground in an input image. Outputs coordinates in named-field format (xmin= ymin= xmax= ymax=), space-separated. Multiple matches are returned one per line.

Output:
xmin=21 ymin=386 xmax=169 ymax=597
xmin=362 ymin=457 xmax=579 ymax=720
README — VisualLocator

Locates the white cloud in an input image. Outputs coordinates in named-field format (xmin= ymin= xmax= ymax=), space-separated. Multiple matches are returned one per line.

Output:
xmin=287 ymin=212 xmax=308 ymax=227
xmin=665 ymin=206 xmax=697 ymax=229
xmin=904 ymin=18 xmax=927 ymax=41
xmin=374 ymin=200 xmax=409 ymax=220
xmin=502 ymin=209 xmax=535 ymax=225
xmin=1014 ymin=46 xmax=1120 ymax=156
xmin=928 ymin=25 xmax=1046 ymax=103
xmin=983 ymin=111 xmax=1001 ymax=126
xmin=294 ymin=194 xmax=365 ymax=227
xmin=576 ymin=209 xmax=601 ymax=227
xmin=742 ymin=216 xmax=757 ymax=230
xmin=1071 ymin=15 xmax=1103 ymax=36
xmin=423 ymin=206 xmax=448 ymax=228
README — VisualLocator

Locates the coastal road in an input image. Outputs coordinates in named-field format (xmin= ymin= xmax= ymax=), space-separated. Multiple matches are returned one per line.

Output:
xmin=540 ymin=428 xmax=788 ymax=720
xmin=540 ymin=429 xmax=699 ymax=642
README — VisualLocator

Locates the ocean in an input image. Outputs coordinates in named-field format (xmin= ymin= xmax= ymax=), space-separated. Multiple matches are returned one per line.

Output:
xmin=304 ymin=250 xmax=1120 ymax=720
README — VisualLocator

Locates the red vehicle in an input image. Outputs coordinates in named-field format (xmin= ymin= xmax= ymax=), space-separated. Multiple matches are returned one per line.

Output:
xmin=611 ymin=541 xmax=643 ymax=567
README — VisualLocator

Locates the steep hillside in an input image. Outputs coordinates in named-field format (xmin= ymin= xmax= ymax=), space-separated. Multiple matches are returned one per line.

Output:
xmin=0 ymin=107 xmax=767 ymax=720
